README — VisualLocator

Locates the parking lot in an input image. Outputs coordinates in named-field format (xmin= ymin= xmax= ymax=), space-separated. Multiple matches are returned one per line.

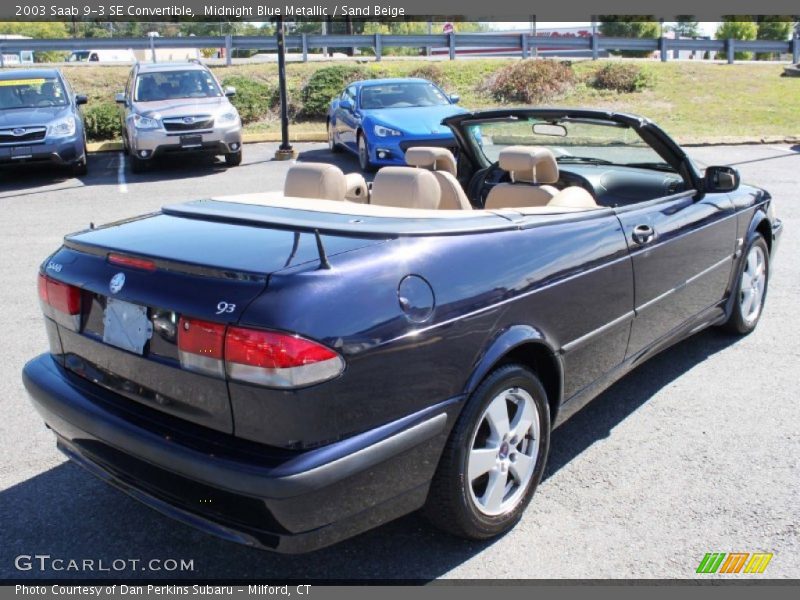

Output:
xmin=1 ymin=142 xmax=798 ymax=580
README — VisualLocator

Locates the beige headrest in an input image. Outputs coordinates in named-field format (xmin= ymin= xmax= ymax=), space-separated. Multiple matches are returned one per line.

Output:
xmin=405 ymin=147 xmax=457 ymax=177
xmin=498 ymin=146 xmax=559 ymax=184
xmin=284 ymin=163 xmax=347 ymax=200
xmin=344 ymin=172 xmax=369 ymax=203
xmin=371 ymin=167 xmax=440 ymax=210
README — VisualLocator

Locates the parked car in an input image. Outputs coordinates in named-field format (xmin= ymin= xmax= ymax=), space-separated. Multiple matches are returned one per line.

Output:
xmin=67 ymin=49 xmax=136 ymax=63
xmin=115 ymin=61 xmax=242 ymax=172
xmin=24 ymin=108 xmax=781 ymax=553
xmin=0 ymin=69 xmax=88 ymax=175
xmin=327 ymin=77 xmax=466 ymax=171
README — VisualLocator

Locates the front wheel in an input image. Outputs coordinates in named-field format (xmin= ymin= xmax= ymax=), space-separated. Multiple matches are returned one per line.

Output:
xmin=357 ymin=132 xmax=375 ymax=173
xmin=327 ymin=121 xmax=342 ymax=153
xmin=423 ymin=364 xmax=551 ymax=540
xmin=225 ymin=151 xmax=242 ymax=167
xmin=720 ymin=234 xmax=770 ymax=335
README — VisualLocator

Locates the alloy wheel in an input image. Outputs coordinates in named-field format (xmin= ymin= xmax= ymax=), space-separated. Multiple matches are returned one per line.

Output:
xmin=740 ymin=244 xmax=767 ymax=325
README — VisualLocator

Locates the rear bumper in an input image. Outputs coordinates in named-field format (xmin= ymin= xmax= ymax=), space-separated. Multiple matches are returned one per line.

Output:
xmin=23 ymin=353 xmax=458 ymax=553
xmin=0 ymin=138 xmax=84 ymax=166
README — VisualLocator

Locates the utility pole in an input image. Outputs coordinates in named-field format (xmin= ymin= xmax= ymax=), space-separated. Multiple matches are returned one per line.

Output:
xmin=274 ymin=15 xmax=296 ymax=160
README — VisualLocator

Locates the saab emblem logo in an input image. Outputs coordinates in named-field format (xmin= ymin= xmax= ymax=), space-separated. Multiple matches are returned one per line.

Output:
xmin=12 ymin=128 xmax=26 ymax=136
xmin=109 ymin=272 xmax=126 ymax=295
xmin=696 ymin=552 xmax=773 ymax=574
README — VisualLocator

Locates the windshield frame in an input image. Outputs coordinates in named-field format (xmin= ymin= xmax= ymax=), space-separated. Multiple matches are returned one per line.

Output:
xmin=133 ymin=69 xmax=223 ymax=103
xmin=0 ymin=76 xmax=69 ymax=110
xmin=358 ymin=81 xmax=451 ymax=110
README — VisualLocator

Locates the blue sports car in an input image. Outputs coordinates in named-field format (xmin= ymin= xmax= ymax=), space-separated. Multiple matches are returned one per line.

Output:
xmin=326 ymin=77 xmax=467 ymax=171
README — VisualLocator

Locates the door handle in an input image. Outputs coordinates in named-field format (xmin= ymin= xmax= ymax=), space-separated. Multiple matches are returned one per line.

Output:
xmin=631 ymin=224 xmax=656 ymax=245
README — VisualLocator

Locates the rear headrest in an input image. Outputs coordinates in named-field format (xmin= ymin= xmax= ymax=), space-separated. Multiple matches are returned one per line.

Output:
xmin=405 ymin=146 xmax=457 ymax=177
xmin=498 ymin=146 xmax=559 ymax=184
xmin=284 ymin=163 xmax=347 ymax=200
xmin=370 ymin=167 xmax=440 ymax=210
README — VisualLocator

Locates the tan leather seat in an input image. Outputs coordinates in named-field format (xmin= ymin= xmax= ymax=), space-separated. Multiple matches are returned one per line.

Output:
xmin=485 ymin=146 xmax=560 ymax=209
xmin=547 ymin=186 xmax=598 ymax=209
xmin=370 ymin=167 xmax=440 ymax=209
xmin=284 ymin=163 xmax=347 ymax=200
xmin=405 ymin=147 xmax=472 ymax=210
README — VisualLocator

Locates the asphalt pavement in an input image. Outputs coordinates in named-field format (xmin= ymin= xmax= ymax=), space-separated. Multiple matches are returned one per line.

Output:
xmin=0 ymin=142 xmax=797 ymax=580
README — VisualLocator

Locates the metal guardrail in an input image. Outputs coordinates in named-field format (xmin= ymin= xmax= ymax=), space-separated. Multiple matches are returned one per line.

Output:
xmin=1 ymin=33 xmax=798 ymax=66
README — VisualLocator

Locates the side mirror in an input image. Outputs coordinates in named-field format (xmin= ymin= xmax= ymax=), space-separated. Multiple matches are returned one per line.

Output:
xmin=114 ymin=92 xmax=126 ymax=104
xmin=75 ymin=94 xmax=88 ymax=106
xmin=705 ymin=165 xmax=740 ymax=193
xmin=223 ymin=86 xmax=236 ymax=97
xmin=340 ymin=98 xmax=353 ymax=112
xmin=449 ymin=93 xmax=460 ymax=104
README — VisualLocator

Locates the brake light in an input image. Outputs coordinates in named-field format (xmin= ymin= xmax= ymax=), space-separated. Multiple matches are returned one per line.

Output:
xmin=178 ymin=317 xmax=225 ymax=378
xmin=176 ymin=317 xmax=344 ymax=388
xmin=38 ymin=272 xmax=82 ymax=330
xmin=108 ymin=253 xmax=157 ymax=272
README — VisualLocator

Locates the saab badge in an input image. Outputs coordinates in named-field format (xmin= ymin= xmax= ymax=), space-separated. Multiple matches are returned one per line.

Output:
xmin=109 ymin=272 xmax=126 ymax=295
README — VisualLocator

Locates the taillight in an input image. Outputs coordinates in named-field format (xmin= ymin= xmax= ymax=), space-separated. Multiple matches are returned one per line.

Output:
xmin=177 ymin=317 xmax=226 ymax=378
xmin=176 ymin=317 xmax=344 ymax=388
xmin=38 ymin=272 xmax=82 ymax=330
xmin=108 ymin=253 xmax=157 ymax=272
xmin=225 ymin=327 xmax=344 ymax=388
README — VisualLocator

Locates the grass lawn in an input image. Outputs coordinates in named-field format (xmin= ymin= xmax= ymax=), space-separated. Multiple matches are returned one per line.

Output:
xmin=61 ymin=58 xmax=800 ymax=143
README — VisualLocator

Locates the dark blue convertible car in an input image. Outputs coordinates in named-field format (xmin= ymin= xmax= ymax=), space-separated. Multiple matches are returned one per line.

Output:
xmin=24 ymin=108 xmax=782 ymax=552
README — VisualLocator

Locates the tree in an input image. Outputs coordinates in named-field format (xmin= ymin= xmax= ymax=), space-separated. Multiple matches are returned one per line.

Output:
xmin=599 ymin=16 xmax=660 ymax=58
xmin=671 ymin=16 xmax=700 ymax=38
xmin=716 ymin=18 xmax=758 ymax=60
xmin=755 ymin=17 xmax=793 ymax=60
xmin=0 ymin=21 xmax=70 ymax=62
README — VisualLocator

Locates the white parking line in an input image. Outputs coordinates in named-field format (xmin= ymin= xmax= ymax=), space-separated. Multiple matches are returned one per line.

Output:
xmin=116 ymin=153 xmax=128 ymax=194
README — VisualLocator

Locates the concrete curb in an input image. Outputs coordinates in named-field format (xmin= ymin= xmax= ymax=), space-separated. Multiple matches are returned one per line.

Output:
xmin=86 ymin=133 xmax=799 ymax=153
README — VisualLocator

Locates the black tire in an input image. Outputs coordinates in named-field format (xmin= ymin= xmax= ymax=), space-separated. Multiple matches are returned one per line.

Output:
xmin=423 ymin=364 xmax=551 ymax=540
xmin=720 ymin=234 xmax=770 ymax=335
xmin=225 ymin=151 xmax=242 ymax=167
xmin=357 ymin=132 xmax=375 ymax=173
xmin=129 ymin=154 xmax=147 ymax=174
xmin=71 ymin=155 xmax=88 ymax=177
xmin=327 ymin=121 xmax=342 ymax=153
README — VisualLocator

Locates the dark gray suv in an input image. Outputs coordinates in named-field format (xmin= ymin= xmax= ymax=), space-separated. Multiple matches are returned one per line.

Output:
xmin=0 ymin=69 xmax=88 ymax=175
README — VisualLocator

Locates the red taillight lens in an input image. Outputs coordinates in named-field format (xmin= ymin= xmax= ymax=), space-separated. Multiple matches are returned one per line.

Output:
xmin=108 ymin=253 xmax=157 ymax=272
xmin=46 ymin=278 xmax=82 ymax=315
xmin=175 ymin=316 xmax=344 ymax=388
xmin=225 ymin=327 xmax=338 ymax=369
xmin=38 ymin=272 xmax=82 ymax=330
xmin=177 ymin=317 xmax=226 ymax=377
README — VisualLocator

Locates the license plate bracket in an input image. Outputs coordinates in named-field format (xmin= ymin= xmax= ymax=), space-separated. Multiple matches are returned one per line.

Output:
xmin=102 ymin=298 xmax=153 ymax=355
xmin=180 ymin=134 xmax=203 ymax=149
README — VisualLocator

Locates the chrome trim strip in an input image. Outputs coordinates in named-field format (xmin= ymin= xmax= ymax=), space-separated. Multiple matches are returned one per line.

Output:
xmin=560 ymin=311 xmax=636 ymax=354
xmin=636 ymin=254 xmax=734 ymax=313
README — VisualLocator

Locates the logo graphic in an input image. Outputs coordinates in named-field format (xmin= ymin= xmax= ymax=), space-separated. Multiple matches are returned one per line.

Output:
xmin=109 ymin=272 xmax=126 ymax=295
xmin=696 ymin=552 xmax=773 ymax=574
xmin=182 ymin=116 xmax=195 ymax=124
xmin=12 ymin=128 xmax=26 ymax=136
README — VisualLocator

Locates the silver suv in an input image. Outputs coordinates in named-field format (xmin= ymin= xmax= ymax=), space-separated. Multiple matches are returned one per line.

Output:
xmin=116 ymin=61 xmax=242 ymax=172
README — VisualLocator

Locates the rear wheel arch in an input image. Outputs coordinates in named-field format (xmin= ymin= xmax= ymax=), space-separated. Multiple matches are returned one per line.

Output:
xmin=464 ymin=326 xmax=563 ymax=425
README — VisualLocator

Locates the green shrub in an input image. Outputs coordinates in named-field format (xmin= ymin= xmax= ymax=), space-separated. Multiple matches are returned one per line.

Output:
xmin=221 ymin=76 xmax=277 ymax=124
xmin=407 ymin=64 xmax=447 ymax=87
xmin=591 ymin=63 xmax=652 ymax=93
xmin=301 ymin=65 xmax=368 ymax=118
xmin=484 ymin=59 xmax=575 ymax=104
xmin=83 ymin=102 xmax=121 ymax=141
